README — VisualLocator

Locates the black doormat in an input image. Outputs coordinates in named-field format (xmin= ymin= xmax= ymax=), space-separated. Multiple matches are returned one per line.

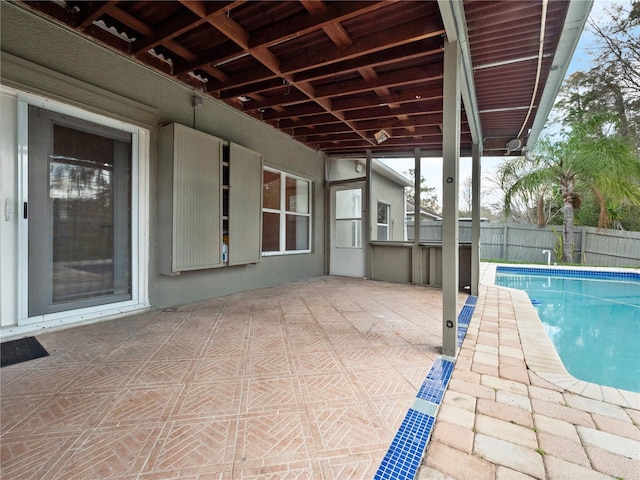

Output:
xmin=1 ymin=337 xmax=49 ymax=367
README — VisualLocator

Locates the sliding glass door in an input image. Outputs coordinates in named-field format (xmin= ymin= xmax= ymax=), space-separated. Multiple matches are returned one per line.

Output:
xmin=27 ymin=106 xmax=132 ymax=316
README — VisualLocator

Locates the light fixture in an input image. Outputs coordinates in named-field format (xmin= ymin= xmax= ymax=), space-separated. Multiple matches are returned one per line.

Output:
xmin=192 ymin=95 xmax=203 ymax=109
xmin=374 ymin=129 xmax=390 ymax=144
xmin=505 ymin=138 xmax=521 ymax=154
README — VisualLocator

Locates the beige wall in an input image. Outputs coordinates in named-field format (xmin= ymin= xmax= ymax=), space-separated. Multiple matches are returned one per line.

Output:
xmin=370 ymin=174 xmax=407 ymax=242
xmin=0 ymin=3 xmax=326 ymax=331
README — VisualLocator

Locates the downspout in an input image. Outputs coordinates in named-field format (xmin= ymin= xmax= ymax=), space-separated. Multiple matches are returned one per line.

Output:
xmin=517 ymin=0 xmax=548 ymax=141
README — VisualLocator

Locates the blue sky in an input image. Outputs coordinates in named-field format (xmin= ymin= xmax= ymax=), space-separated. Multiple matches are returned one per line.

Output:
xmin=567 ymin=0 xmax=625 ymax=74
xmin=381 ymin=0 xmax=629 ymax=211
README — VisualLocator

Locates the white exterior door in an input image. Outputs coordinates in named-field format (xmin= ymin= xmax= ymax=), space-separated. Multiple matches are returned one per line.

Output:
xmin=330 ymin=183 xmax=365 ymax=277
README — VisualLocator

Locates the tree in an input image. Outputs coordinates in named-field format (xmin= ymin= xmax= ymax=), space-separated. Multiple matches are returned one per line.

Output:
xmin=460 ymin=176 xmax=473 ymax=216
xmin=553 ymin=2 xmax=640 ymax=149
xmin=502 ymin=115 xmax=640 ymax=262
xmin=403 ymin=168 xmax=440 ymax=213
xmin=589 ymin=1 xmax=640 ymax=144
xmin=496 ymin=158 xmax=558 ymax=226
xmin=513 ymin=1 xmax=640 ymax=242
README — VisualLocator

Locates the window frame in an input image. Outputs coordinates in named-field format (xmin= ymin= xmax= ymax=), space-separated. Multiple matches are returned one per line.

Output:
xmin=262 ymin=167 xmax=312 ymax=256
xmin=377 ymin=201 xmax=390 ymax=241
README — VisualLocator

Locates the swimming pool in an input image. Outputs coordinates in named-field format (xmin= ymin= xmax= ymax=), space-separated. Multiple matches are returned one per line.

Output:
xmin=495 ymin=266 xmax=640 ymax=393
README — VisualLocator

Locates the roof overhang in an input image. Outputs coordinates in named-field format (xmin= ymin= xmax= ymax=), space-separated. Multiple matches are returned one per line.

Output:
xmin=13 ymin=0 xmax=592 ymax=158
xmin=526 ymin=0 xmax=593 ymax=150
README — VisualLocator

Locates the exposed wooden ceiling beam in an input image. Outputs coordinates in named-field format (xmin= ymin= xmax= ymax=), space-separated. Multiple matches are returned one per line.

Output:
xmin=282 ymin=17 xmax=445 ymax=75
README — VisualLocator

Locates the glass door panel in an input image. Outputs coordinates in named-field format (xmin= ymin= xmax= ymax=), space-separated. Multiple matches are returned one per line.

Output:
xmin=335 ymin=188 xmax=362 ymax=219
xmin=28 ymin=106 xmax=132 ymax=316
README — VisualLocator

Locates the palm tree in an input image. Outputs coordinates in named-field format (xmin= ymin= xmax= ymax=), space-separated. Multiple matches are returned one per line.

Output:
xmin=501 ymin=116 xmax=640 ymax=262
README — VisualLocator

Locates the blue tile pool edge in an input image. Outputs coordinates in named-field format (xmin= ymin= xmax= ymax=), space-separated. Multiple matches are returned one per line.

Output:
xmin=496 ymin=265 xmax=640 ymax=282
xmin=373 ymin=295 xmax=477 ymax=480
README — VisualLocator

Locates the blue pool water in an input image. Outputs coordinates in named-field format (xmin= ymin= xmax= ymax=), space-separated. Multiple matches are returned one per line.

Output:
xmin=495 ymin=266 xmax=640 ymax=393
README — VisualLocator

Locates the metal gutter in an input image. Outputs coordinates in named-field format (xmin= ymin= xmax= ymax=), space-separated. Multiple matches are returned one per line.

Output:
xmin=526 ymin=0 xmax=594 ymax=149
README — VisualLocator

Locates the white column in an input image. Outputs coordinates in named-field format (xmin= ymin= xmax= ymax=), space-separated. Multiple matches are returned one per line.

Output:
xmin=412 ymin=148 xmax=421 ymax=284
xmin=442 ymin=39 xmax=461 ymax=358
xmin=471 ymin=143 xmax=482 ymax=295
xmin=365 ymin=149 xmax=372 ymax=279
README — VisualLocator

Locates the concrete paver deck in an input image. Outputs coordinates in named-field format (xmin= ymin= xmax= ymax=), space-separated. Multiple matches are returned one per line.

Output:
xmin=418 ymin=264 xmax=640 ymax=480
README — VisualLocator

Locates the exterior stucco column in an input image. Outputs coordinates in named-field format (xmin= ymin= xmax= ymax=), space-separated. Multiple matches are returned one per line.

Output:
xmin=412 ymin=147 xmax=422 ymax=284
xmin=471 ymin=143 xmax=482 ymax=295
xmin=365 ymin=149 xmax=373 ymax=279
xmin=442 ymin=39 xmax=461 ymax=358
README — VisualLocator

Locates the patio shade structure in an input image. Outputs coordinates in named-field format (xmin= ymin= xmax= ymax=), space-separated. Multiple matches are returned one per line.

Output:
xmin=15 ymin=0 xmax=592 ymax=355
xmin=16 ymin=0 xmax=587 ymax=156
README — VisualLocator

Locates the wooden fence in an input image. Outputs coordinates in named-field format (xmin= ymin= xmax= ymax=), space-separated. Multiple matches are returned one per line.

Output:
xmin=407 ymin=222 xmax=640 ymax=267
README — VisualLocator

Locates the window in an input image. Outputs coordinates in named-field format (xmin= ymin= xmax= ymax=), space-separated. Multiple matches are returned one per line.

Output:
xmin=335 ymin=188 xmax=362 ymax=248
xmin=262 ymin=168 xmax=311 ymax=254
xmin=377 ymin=201 xmax=390 ymax=240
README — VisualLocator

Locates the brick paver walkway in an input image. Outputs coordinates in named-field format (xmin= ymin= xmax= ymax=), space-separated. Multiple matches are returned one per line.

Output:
xmin=418 ymin=265 xmax=640 ymax=480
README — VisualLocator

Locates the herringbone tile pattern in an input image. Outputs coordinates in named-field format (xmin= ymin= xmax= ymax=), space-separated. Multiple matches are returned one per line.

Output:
xmin=1 ymin=277 xmax=454 ymax=479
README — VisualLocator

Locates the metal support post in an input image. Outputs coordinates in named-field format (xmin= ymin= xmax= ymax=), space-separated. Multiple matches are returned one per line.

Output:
xmin=442 ymin=39 xmax=461 ymax=359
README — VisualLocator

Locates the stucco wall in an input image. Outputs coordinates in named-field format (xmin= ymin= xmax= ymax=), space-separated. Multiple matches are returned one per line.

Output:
xmin=0 ymin=3 xmax=326 ymax=319
xmin=327 ymin=157 xmax=407 ymax=242
xmin=370 ymin=174 xmax=407 ymax=242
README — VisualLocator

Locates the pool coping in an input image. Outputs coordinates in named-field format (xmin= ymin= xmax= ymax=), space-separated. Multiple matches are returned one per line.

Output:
xmin=482 ymin=263 xmax=640 ymax=410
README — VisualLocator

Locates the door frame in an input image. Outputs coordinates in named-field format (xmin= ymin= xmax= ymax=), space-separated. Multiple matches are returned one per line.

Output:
xmin=329 ymin=181 xmax=366 ymax=277
xmin=16 ymin=92 xmax=150 ymax=326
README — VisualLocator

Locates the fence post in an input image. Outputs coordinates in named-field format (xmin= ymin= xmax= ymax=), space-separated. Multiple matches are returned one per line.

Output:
xmin=502 ymin=224 xmax=508 ymax=260
xmin=581 ymin=227 xmax=587 ymax=264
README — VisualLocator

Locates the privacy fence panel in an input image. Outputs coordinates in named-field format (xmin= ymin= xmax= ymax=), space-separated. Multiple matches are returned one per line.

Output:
xmin=407 ymin=222 xmax=640 ymax=267
xmin=582 ymin=227 xmax=640 ymax=267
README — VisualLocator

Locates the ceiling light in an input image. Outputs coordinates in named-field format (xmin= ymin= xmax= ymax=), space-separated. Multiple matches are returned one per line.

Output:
xmin=374 ymin=129 xmax=390 ymax=144
xmin=505 ymin=138 xmax=522 ymax=154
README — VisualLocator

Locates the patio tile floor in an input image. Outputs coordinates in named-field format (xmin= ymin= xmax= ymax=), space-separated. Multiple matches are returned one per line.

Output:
xmin=1 ymin=277 xmax=453 ymax=479
xmin=2 ymin=272 xmax=639 ymax=479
